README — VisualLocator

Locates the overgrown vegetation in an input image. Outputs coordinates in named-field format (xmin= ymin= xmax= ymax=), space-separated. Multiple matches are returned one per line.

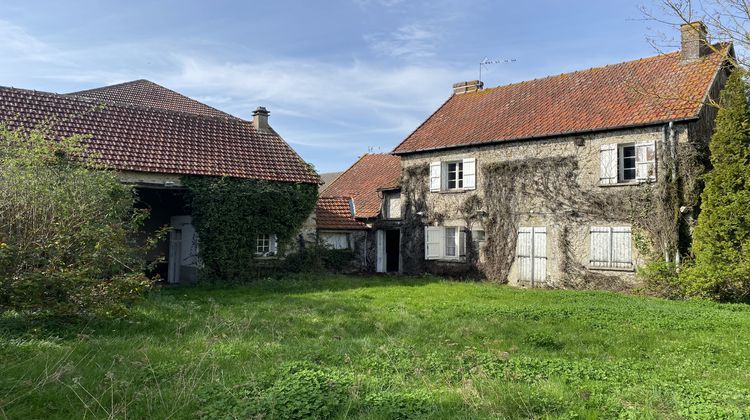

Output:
xmin=0 ymin=124 xmax=153 ymax=316
xmin=2 ymin=275 xmax=749 ymax=418
xmin=182 ymin=176 xmax=318 ymax=281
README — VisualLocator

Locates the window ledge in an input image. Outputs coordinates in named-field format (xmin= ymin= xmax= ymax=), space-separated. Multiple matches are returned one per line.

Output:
xmin=436 ymin=189 xmax=469 ymax=194
xmin=598 ymin=181 xmax=655 ymax=188
xmin=587 ymin=265 xmax=635 ymax=273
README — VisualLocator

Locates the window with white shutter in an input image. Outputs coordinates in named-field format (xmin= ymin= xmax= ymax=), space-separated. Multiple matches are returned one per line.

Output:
xmin=602 ymin=142 xmax=657 ymax=185
xmin=429 ymin=162 xmax=441 ymax=192
xmin=589 ymin=226 xmax=632 ymax=269
xmin=424 ymin=226 xmax=442 ymax=259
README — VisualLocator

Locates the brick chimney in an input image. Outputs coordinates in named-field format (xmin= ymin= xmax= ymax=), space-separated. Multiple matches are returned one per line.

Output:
xmin=680 ymin=21 xmax=710 ymax=62
xmin=252 ymin=106 xmax=270 ymax=130
xmin=453 ymin=80 xmax=484 ymax=95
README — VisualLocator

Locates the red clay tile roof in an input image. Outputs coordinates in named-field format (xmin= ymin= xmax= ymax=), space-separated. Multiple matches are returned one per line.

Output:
xmin=315 ymin=197 xmax=368 ymax=230
xmin=321 ymin=153 xmax=401 ymax=219
xmin=0 ymin=85 xmax=318 ymax=184
xmin=393 ymin=46 xmax=731 ymax=154
xmin=69 ymin=79 xmax=233 ymax=118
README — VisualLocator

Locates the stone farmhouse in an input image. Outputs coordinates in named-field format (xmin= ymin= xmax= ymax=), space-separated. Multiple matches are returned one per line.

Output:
xmin=315 ymin=153 xmax=402 ymax=272
xmin=0 ymin=79 xmax=319 ymax=283
xmin=390 ymin=22 xmax=735 ymax=287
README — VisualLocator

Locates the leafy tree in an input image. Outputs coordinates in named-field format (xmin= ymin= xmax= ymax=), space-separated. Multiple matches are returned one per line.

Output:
xmin=684 ymin=70 xmax=750 ymax=301
xmin=0 ymin=123 xmax=153 ymax=315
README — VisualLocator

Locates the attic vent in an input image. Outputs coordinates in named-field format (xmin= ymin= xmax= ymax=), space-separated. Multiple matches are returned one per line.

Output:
xmin=453 ymin=80 xmax=484 ymax=95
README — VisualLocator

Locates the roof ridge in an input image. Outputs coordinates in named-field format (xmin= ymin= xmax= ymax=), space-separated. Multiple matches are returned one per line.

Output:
xmin=319 ymin=153 xmax=372 ymax=198
xmin=471 ymin=44 xmax=728 ymax=96
xmin=67 ymin=79 xmax=235 ymax=119
xmin=3 ymin=85 xmax=247 ymax=125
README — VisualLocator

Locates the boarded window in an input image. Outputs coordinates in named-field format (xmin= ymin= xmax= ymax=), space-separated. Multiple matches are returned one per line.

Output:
xmin=386 ymin=194 xmax=401 ymax=219
xmin=590 ymin=226 xmax=632 ymax=269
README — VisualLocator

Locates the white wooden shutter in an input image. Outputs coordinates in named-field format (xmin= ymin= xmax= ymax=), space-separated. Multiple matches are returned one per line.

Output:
xmin=517 ymin=227 xmax=533 ymax=282
xmin=600 ymin=144 xmax=617 ymax=185
xmin=590 ymin=227 xmax=611 ymax=268
xmin=532 ymin=227 xmax=547 ymax=284
xmin=429 ymin=161 xmax=441 ymax=192
xmin=462 ymin=158 xmax=476 ymax=190
xmin=459 ymin=229 xmax=467 ymax=257
xmin=376 ymin=230 xmax=386 ymax=272
xmin=269 ymin=234 xmax=278 ymax=254
xmin=611 ymin=227 xmax=632 ymax=269
xmin=635 ymin=141 xmax=656 ymax=182
xmin=424 ymin=226 xmax=442 ymax=260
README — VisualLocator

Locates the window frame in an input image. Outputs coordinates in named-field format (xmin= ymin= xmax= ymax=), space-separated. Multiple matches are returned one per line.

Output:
xmin=444 ymin=161 xmax=464 ymax=191
xmin=256 ymin=234 xmax=271 ymax=255
xmin=618 ymin=143 xmax=637 ymax=183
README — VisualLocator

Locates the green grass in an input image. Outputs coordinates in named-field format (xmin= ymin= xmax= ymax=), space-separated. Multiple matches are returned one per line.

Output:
xmin=2 ymin=274 xmax=750 ymax=419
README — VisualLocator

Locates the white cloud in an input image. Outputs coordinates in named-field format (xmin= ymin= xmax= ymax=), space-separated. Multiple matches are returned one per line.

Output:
xmin=365 ymin=23 xmax=439 ymax=58
xmin=0 ymin=19 xmax=54 ymax=62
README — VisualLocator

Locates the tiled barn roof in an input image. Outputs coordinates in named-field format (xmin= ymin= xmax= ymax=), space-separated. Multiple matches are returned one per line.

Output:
xmin=0 ymin=85 xmax=319 ymax=184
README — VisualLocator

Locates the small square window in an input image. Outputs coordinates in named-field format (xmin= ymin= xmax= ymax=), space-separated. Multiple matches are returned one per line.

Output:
xmin=256 ymin=234 xmax=270 ymax=254
xmin=472 ymin=230 xmax=486 ymax=242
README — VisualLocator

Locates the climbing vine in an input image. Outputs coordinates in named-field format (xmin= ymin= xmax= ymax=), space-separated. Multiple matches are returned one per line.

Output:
xmin=400 ymin=163 xmax=429 ymax=274
xmin=182 ymin=176 xmax=318 ymax=281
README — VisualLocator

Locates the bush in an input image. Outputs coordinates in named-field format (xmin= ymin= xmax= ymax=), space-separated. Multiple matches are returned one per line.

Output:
xmin=0 ymin=124 xmax=154 ymax=316
xmin=638 ymin=260 xmax=684 ymax=299
xmin=283 ymin=244 xmax=356 ymax=274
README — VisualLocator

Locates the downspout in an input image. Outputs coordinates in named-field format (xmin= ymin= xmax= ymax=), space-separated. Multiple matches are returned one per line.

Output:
xmin=670 ymin=121 xmax=681 ymax=268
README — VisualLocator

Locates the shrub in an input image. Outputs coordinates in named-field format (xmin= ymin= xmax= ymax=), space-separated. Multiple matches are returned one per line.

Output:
xmin=638 ymin=260 xmax=684 ymax=299
xmin=283 ymin=244 xmax=356 ymax=274
xmin=0 ymin=124 xmax=154 ymax=316
xmin=689 ymin=70 xmax=750 ymax=302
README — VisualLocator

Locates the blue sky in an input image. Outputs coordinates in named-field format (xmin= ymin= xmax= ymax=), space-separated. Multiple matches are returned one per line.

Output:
xmin=1 ymin=0 xmax=678 ymax=172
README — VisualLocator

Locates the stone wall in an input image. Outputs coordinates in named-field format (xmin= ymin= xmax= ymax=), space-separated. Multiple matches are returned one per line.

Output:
xmin=399 ymin=123 xmax=697 ymax=288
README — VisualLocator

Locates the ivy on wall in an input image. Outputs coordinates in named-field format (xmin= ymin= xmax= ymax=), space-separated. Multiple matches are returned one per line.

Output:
xmin=182 ymin=176 xmax=318 ymax=281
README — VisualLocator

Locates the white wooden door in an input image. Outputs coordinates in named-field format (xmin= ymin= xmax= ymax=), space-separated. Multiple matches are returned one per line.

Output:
xmin=376 ymin=230 xmax=386 ymax=273
xmin=168 ymin=229 xmax=182 ymax=284
xmin=517 ymin=227 xmax=547 ymax=286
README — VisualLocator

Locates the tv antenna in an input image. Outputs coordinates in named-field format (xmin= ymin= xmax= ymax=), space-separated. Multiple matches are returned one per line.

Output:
xmin=479 ymin=57 xmax=517 ymax=83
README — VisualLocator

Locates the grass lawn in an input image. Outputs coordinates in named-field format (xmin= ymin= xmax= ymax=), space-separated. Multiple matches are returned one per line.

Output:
xmin=2 ymin=274 xmax=750 ymax=419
